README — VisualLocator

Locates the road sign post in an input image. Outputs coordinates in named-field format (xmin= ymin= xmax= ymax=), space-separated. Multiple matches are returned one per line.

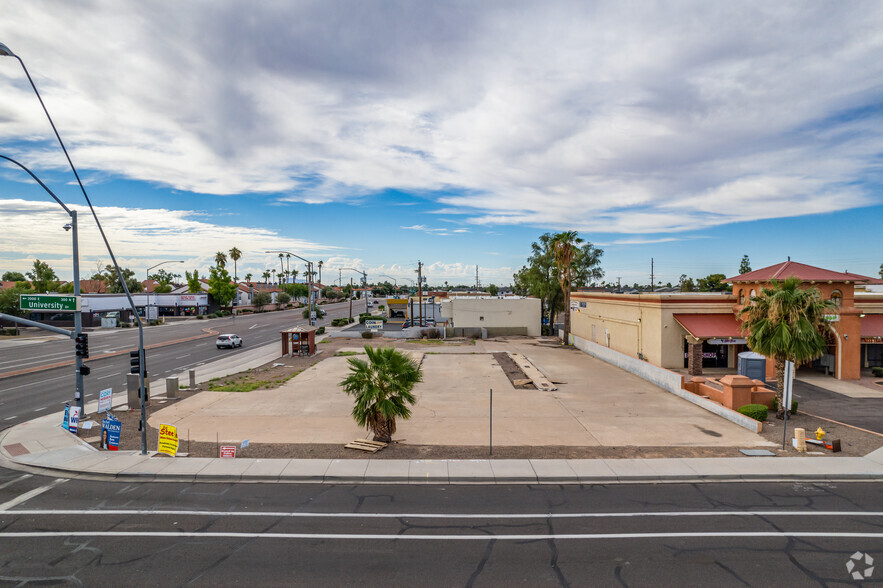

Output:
xmin=782 ymin=360 xmax=794 ymax=449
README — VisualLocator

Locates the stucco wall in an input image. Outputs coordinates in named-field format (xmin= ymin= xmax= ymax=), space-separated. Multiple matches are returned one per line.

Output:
xmin=445 ymin=297 xmax=541 ymax=337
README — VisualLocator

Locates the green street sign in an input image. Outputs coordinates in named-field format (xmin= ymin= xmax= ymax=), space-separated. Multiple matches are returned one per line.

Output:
xmin=19 ymin=294 xmax=81 ymax=312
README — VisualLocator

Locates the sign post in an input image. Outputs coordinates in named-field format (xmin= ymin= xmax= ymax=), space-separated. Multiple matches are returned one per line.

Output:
xmin=782 ymin=360 xmax=794 ymax=449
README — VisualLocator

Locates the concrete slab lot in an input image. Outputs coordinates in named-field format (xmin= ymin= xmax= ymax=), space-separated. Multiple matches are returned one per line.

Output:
xmin=149 ymin=340 xmax=769 ymax=448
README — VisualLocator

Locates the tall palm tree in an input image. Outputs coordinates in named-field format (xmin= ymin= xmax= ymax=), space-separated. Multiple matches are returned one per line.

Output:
xmin=292 ymin=269 xmax=299 ymax=283
xmin=318 ymin=260 xmax=323 ymax=285
xmin=214 ymin=251 xmax=227 ymax=268
xmin=262 ymin=270 xmax=271 ymax=284
xmin=271 ymin=269 xmax=277 ymax=283
xmin=552 ymin=230 xmax=582 ymax=343
xmin=340 ymin=346 xmax=423 ymax=442
xmin=738 ymin=276 xmax=834 ymax=418
xmin=286 ymin=254 xmax=291 ymax=285
xmin=244 ymin=272 xmax=252 ymax=283
xmin=278 ymin=253 xmax=285 ymax=284
xmin=228 ymin=247 xmax=242 ymax=281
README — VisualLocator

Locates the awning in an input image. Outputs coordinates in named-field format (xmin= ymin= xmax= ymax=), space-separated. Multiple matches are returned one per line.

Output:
xmin=674 ymin=313 xmax=744 ymax=339
xmin=861 ymin=315 xmax=883 ymax=338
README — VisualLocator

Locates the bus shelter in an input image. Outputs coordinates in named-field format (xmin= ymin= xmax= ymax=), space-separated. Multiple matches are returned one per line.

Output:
xmin=280 ymin=326 xmax=317 ymax=357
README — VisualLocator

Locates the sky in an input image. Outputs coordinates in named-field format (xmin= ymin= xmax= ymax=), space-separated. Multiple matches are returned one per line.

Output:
xmin=1 ymin=1 xmax=881 ymax=288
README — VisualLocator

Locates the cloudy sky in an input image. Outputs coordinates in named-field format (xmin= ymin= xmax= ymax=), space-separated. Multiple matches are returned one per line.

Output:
xmin=1 ymin=1 xmax=881 ymax=287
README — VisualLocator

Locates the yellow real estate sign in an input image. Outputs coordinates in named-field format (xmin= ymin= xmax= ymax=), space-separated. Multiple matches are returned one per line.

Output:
xmin=157 ymin=423 xmax=179 ymax=456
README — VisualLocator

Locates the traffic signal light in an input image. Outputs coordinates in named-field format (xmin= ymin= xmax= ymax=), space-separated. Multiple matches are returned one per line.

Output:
xmin=79 ymin=365 xmax=91 ymax=376
xmin=75 ymin=334 xmax=89 ymax=358
xmin=130 ymin=349 xmax=143 ymax=374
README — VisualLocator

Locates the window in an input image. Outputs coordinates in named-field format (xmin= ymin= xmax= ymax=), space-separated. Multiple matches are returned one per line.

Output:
xmin=830 ymin=290 xmax=842 ymax=307
xmin=738 ymin=289 xmax=745 ymax=305
xmin=749 ymin=289 xmax=756 ymax=305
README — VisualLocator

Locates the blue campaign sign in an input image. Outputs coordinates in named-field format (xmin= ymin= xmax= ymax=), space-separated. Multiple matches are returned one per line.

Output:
xmin=62 ymin=404 xmax=70 ymax=431
xmin=101 ymin=417 xmax=122 ymax=451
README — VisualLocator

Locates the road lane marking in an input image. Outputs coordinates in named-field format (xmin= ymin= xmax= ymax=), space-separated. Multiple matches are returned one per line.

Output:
xmin=33 ymin=407 xmax=46 ymax=412
xmin=3 ymin=416 xmax=16 ymax=421
xmin=175 ymin=355 xmax=190 ymax=359
xmin=0 ymin=479 xmax=67 ymax=511
xmin=0 ymin=531 xmax=881 ymax=541
xmin=4 ymin=510 xmax=882 ymax=519
xmin=98 ymin=374 xmax=116 ymax=379
xmin=249 ymin=324 xmax=258 ymax=329
xmin=0 ymin=474 xmax=31 ymax=491
xmin=1 ymin=375 xmax=69 ymax=392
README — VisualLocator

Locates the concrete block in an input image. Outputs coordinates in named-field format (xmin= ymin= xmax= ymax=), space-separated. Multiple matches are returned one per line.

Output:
xmin=166 ymin=377 xmax=179 ymax=399
xmin=408 ymin=460 xmax=449 ymax=483
xmin=447 ymin=460 xmax=495 ymax=483
xmin=489 ymin=459 xmax=537 ymax=483
xmin=364 ymin=460 xmax=411 ymax=482
xmin=324 ymin=459 xmax=368 ymax=482
xmin=565 ymin=459 xmax=617 ymax=483
xmin=529 ymin=459 xmax=578 ymax=483
xmin=281 ymin=459 xmax=332 ymax=481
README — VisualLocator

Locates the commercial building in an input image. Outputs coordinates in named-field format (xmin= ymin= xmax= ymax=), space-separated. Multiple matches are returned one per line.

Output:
xmin=440 ymin=296 xmax=542 ymax=337
xmin=569 ymin=261 xmax=883 ymax=380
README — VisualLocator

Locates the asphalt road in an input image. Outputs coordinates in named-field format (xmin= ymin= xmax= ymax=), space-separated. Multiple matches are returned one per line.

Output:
xmin=794 ymin=380 xmax=883 ymax=434
xmin=0 ymin=301 xmax=356 ymax=428
xmin=0 ymin=469 xmax=880 ymax=585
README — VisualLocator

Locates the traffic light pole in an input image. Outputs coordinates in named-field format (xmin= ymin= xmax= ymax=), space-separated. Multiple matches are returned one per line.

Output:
xmin=71 ymin=210 xmax=85 ymax=416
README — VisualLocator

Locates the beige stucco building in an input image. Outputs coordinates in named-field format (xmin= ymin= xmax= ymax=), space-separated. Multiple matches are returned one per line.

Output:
xmin=440 ymin=296 xmax=542 ymax=337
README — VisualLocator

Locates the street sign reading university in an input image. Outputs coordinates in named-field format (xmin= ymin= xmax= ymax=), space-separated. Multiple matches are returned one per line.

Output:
xmin=19 ymin=294 xmax=81 ymax=312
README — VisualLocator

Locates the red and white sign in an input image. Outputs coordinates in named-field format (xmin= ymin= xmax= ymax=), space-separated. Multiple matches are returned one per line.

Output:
xmin=219 ymin=445 xmax=236 ymax=458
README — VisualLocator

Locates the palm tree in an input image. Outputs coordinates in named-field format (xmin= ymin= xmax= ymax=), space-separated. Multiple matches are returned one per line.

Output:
xmin=271 ymin=269 xmax=277 ymax=283
xmin=286 ymin=254 xmax=291 ymax=285
xmin=292 ymin=269 xmax=299 ymax=284
xmin=340 ymin=346 xmax=423 ymax=442
xmin=262 ymin=270 xmax=271 ymax=284
xmin=214 ymin=251 xmax=227 ymax=268
xmin=229 ymin=247 xmax=242 ymax=281
xmin=552 ymin=230 xmax=582 ymax=343
xmin=244 ymin=272 xmax=252 ymax=283
xmin=318 ymin=260 xmax=323 ymax=285
xmin=278 ymin=253 xmax=285 ymax=284
xmin=738 ymin=276 xmax=835 ymax=419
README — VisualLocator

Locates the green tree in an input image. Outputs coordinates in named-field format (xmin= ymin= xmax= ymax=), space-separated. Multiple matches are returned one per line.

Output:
xmin=552 ymin=231 xmax=583 ymax=342
xmin=214 ymin=251 xmax=227 ymax=268
xmin=207 ymin=266 xmax=236 ymax=308
xmin=738 ymin=277 xmax=834 ymax=419
xmin=340 ymin=345 xmax=423 ymax=443
xmin=678 ymin=274 xmax=695 ymax=292
xmin=26 ymin=259 xmax=60 ymax=293
xmin=276 ymin=292 xmax=291 ymax=306
xmin=93 ymin=264 xmax=142 ymax=294
xmin=56 ymin=282 xmax=74 ymax=293
xmin=244 ymin=272 xmax=253 ymax=283
xmin=186 ymin=270 xmax=202 ymax=293
xmin=697 ymin=273 xmax=730 ymax=292
xmin=0 ymin=284 xmax=29 ymax=316
xmin=512 ymin=232 xmax=603 ymax=333
xmin=149 ymin=268 xmax=180 ymax=294
xmin=487 ymin=284 xmax=499 ymax=296
xmin=252 ymin=291 xmax=271 ymax=311
xmin=318 ymin=260 xmax=323 ymax=284
xmin=262 ymin=270 xmax=271 ymax=284
xmin=739 ymin=255 xmax=752 ymax=275
xmin=879 ymin=262 xmax=882 ymax=279
xmin=228 ymin=247 xmax=242 ymax=281
xmin=2 ymin=271 xmax=26 ymax=282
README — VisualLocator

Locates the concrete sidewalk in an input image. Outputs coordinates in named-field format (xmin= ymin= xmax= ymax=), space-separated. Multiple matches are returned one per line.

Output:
xmin=2 ymin=414 xmax=882 ymax=484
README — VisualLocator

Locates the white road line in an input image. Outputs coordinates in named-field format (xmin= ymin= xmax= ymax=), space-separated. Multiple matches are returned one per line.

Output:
xmin=1 ymin=375 xmax=68 ymax=392
xmin=3 ymin=416 xmax=16 ymax=421
xmin=33 ymin=407 xmax=46 ymax=412
xmin=98 ymin=374 xmax=116 ymax=379
xmin=0 ymin=531 xmax=880 ymax=541
xmin=175 ymin=355 xmax=190 ymax=359
xmin=249 ymin=324 xmax=258 ymax=329
xmin=0 ymin=479 xmax=67 ymax=512
xmin=0 ymin=474 xmax=32 ymax=491
xmin=4 ymin=510 xmax=881 ymax=519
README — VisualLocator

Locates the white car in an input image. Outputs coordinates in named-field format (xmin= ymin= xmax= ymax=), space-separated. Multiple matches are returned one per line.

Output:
xmin=216 ymin=334 xmax=243 ymax=349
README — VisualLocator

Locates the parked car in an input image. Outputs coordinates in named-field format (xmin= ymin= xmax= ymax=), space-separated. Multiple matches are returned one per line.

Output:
xmin=216 ymin=334 xmax=243 ymax=349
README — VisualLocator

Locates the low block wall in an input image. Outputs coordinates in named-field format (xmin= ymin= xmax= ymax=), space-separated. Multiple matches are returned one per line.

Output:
xmin=566 ymin=331 xmax=761 ymax=433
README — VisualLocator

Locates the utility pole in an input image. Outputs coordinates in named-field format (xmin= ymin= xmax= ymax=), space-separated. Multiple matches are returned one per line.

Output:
xmin=349 ymin=278 xmax=353 ymax=323
xmin=417 ymin=261 xmax=424 ymax=327
xmin=617 ymin=277 xmax=622 ymax=293
xmin=71 ymin=211 xmax=84 ymax=416
xmin=650 ymin=258 xmax=655 ymax=292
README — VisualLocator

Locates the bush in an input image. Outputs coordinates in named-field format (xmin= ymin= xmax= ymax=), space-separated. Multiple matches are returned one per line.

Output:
xmin=361 ymin=331 xmax=373 ymax=339
xmin=737 ymin=403 xmax=769 ymax=422
xmin=770 ymin=398 xmax=799 ymax=415
xmin=358 ymin=314 xmax=387 ymax=324
xmin=872 ymin=367 xmax=883 ymax=377
xmin=421 ymin=328 xmax=441 ymax=339
xmin=196 ymin=315 xmax=204 ymax=319
xmin=316 ymin=326 xmax=325 ymax=335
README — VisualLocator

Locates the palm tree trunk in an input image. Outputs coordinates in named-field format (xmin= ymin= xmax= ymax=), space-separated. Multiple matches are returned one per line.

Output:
xmin=372 ymin=417 xmax=392 ymax=443
xmin=563 ymin=288 xmax=571 ymax=343
xmin=775 ymin=357 xmax=786 ymax=420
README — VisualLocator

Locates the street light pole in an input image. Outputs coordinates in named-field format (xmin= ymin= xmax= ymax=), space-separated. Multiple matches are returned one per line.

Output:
xmin=1 ymin=42 xmax=152 ymax=453
xmin=266 ymin=251 xmax=315 ymax=326
xmin=0 ymin=154 xmax=84 ymax=416
xmin=342 ymin=268 xmax=368 ymax=314
xmin=145 ymin=261 xmax=184 ymax=323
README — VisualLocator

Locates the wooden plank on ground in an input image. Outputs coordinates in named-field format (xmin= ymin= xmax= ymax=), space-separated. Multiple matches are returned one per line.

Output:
xmin=345 ymin=439 xmax=388 ymax=453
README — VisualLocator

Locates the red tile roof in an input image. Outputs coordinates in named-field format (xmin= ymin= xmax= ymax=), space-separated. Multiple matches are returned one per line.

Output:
xmin=727 ymin=261 xmax=873 ymax=283
xmin=674 ymin=313 xmax=744 ymax=338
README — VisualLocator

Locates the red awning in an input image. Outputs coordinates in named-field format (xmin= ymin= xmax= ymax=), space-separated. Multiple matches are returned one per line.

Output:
xmin=673 ymin=313 xmax=744 ymax=339
xmin=861 ymin=315 xmax=883 ymax=338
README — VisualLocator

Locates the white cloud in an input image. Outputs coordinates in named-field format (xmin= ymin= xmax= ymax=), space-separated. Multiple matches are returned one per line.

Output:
xmin=0 ymin=2 xmax=881 ymax=234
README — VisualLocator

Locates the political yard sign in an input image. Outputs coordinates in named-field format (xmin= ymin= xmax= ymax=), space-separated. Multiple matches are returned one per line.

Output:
xmin=157 ymin=423 xmax=179 ymax=457
xmin=100 ymin=417 xmax=121 ymax=451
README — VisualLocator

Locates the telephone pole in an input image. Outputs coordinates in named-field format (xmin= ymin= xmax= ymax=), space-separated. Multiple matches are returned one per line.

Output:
xmin=650 ymin=258 xmax=655 ymax=292
xmin=475 ymin=265 xmax=481 ymax=290
xmin=417 ymin=261 xmax=424 ymax=327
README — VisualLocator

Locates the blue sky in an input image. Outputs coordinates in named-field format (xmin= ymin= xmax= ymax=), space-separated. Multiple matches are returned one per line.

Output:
xmin=1 ymin=2 xmax=881 ymax=287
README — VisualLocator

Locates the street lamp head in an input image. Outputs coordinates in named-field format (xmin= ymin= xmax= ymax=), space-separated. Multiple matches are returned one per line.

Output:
xmin=62 ymin=223 xmax=72 ymax=231
xmin=0 ymin=42 xmax=16 ymax=57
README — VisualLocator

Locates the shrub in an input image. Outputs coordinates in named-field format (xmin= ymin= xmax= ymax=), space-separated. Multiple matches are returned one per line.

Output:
xmin=361 ymin=331 xmax=373 ymax=339
xmin=359 ymin=315 xmax=387 ymax=324
xmin=196 ymin=315 xmax=204 ymax=319
xmin=770 ymin=398 xmax=799 ymax=415
xmin=316 ymin=326 xmax=325 ymax=335
xmin=421 ymin=328 xmax=441 ymax=339
xmin=872 ymin=367 xmax=883 ymax=377
xmin=737 ymin=403 xmax=769 ymax=422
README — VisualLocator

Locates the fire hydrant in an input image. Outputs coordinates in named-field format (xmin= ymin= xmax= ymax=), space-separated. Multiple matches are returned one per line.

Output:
xmin=815 ymin=427 xmax=826 ymax=441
